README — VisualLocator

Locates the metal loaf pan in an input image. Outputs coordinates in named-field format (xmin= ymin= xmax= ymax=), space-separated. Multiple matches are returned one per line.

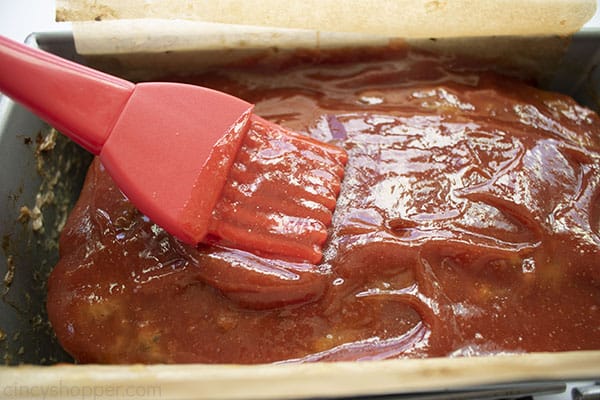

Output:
xmin=0 ymin=29 xmax=599 ymax=399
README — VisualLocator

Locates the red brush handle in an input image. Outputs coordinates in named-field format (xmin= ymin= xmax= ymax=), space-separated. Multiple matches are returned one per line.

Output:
xmin=0 ymin=35 xmax=134 ymax=155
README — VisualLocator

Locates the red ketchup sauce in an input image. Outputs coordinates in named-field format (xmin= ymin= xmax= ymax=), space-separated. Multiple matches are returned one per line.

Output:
xmin=47 ymin=49 xmax=600 ymax=364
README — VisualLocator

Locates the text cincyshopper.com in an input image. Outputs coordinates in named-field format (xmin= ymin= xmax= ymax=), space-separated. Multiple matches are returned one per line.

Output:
xmin=1 ymin=381 xmax=162 ymax=399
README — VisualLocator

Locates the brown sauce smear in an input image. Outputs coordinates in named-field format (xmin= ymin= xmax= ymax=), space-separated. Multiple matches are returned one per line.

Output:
xmin=47 ymin=49 xmax=600 ymax=364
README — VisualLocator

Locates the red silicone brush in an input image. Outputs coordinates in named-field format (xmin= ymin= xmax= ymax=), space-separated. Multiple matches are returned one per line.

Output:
xmin=0 ymin=35 xmax=346 ymax=263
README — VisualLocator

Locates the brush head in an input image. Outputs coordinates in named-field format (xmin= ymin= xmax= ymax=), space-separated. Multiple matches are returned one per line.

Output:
xmin=100 ymin=82 xmax=253 ymax=244
xmin=207 ymin=116 xmax=348 ymax=264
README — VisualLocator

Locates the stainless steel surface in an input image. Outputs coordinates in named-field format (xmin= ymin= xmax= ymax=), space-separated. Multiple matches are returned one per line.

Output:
xmin=572 ymin=383 xmax=600 ymax=400
xmin=360 ymin=381 xmax=566 ymax=399
xmin=0 ymin=32 xmax=86 ymax=365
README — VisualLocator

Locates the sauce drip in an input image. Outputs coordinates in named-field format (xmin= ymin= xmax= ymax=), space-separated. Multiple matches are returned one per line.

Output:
xmin=47 ymin=50 xmax=600 ymax=364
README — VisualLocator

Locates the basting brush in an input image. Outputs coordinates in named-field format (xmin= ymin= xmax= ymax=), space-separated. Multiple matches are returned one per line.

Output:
xmin=0 ymin=35 xmax=346 ymax=263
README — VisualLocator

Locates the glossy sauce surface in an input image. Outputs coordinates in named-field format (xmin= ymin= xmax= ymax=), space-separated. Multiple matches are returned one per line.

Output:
xmin=47 ymin=50 xmax=600 ymax=363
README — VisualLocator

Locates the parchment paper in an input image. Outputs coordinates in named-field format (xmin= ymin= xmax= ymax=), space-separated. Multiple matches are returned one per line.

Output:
xmin=4 ymin=351 xmax=600 ymax=399
xmin=55 ymin=1 xmax=595 ymax=82
xmin=57 ymin=0 xmax=595 ymax=38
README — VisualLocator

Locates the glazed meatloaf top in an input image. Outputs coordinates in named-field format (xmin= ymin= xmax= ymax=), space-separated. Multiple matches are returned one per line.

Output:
xmin=47 ymin=48 xmax=600 ymax=364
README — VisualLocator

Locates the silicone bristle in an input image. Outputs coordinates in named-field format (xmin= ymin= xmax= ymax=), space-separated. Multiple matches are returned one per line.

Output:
xmin=209 ymin=116 xmax=347 ymax=263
